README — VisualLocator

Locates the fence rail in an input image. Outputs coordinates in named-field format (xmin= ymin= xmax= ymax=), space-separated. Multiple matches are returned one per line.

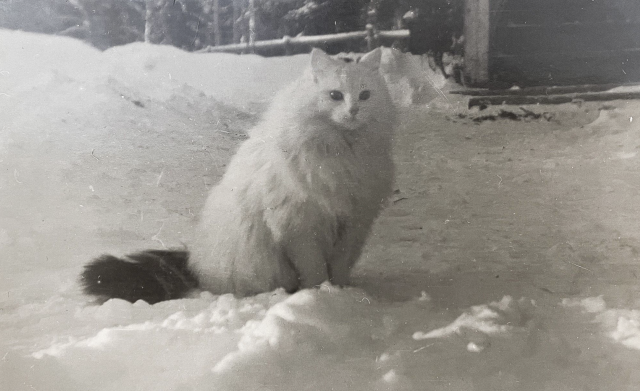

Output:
xmin=198 ymin=29 xmax=410 ymax=54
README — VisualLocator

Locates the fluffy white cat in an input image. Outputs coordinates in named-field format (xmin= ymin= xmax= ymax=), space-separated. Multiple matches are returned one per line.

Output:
xmin=81 ymin=48 xmax=397 ymax=303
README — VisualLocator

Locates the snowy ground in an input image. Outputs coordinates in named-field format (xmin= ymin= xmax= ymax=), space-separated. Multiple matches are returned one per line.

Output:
xmin=2 ymin=29 xmax=640 ymax=390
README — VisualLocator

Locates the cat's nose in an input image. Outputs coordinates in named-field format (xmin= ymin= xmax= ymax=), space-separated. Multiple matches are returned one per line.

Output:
xmin=349 ymin=105 xmax=359 ymax=116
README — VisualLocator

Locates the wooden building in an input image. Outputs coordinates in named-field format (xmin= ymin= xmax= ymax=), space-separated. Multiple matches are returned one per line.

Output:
xmin=464 ymin=0 xmax=640 ymax=88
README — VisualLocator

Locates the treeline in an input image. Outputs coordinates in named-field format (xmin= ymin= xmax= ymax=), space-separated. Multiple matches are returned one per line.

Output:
xmin=0 ymin=0 xmax=463 ymax=54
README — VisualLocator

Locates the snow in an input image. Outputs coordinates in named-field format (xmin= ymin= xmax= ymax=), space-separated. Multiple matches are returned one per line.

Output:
xmin=2 ymin=28 xmax=640 ymax=390
xmin=563 ymin=296 xmax=640 ymax=351
xmin=412 ymin=296 xmax=533 ymax=344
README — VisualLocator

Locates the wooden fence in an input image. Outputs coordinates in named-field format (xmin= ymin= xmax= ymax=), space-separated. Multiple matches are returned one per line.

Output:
xmin=198 ymin=28 xmax=410 ymax=55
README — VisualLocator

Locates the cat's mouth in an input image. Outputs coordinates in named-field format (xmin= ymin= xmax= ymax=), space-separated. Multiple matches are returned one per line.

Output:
xmin=330 ymin=112 xmax=365 ymax=131
xmin=340 ymin=115 xmax=365 ymax=130
xmin=341 ymin=120 xmax=363 ymax=131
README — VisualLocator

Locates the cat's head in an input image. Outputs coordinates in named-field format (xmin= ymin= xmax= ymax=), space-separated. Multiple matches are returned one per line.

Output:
xmin=310 ymin=48 xmax=388 ymax=131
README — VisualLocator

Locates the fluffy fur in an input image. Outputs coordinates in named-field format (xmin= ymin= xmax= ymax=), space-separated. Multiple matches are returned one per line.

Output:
xmin=81 ymin=48 xmax=396 ymax=303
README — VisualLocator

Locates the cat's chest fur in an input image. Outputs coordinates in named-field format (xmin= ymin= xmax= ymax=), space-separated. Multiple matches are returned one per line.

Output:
xmin=285 ymin=128 xmax=393 ymax=218
xmin=222 ymin=118 xmax=393 ymax=241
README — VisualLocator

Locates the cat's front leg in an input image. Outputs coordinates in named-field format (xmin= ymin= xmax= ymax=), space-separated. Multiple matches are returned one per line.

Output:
xmin=328 ymin=222 xmax=370 ymax=287
xmin=284 ymin=235 xmax=330 ymax=289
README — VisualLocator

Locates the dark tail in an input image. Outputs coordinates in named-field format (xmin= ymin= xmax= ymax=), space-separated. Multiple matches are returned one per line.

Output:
xmin=80 ymin=249 xmax=199 ymax=304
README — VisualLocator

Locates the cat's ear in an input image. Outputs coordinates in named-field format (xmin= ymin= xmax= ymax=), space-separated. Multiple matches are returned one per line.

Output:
xmin=310 ymin=48 xmax=335 ymax=76
xmin=359 ymin=48 xmax=382 ymax=71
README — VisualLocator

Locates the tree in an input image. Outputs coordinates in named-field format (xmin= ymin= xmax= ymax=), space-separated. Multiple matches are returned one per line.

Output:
xmin=70 ymin=0 xmax=144 ymax=49
xmin=0 ymin=0 xmax=83 ymax=37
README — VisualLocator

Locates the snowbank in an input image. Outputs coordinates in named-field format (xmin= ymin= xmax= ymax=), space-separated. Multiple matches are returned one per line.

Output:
xmin=1 ymin=28 xmax=308 ymax=112
xmin=1 ymin=29 xmax=445 ymax=112
xmin=0 ymin=282 xmax=537 ymax=391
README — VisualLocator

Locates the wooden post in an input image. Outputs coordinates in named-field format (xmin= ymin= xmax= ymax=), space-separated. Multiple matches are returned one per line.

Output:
xmin=365 ymin=24 xmax=375 ymax=51
xmin=394 ymin=8 xmax=403 ymax=30
xmin=144 ymin=0 xmax=153 ymax=43
xmin=213 ymin=0 xmax=221 ymax=46
xmin=248 ymin=0 xmax=256 ymax=51
xmin=365 ymin=2 xmax=378 ymax=51
xmin=232 ymin=0 xmax=242 ymax=44
xmin=283 ymin=35 xmax=292 ymax=55
xmin=464 ymin=0 xmax=491 ymax=87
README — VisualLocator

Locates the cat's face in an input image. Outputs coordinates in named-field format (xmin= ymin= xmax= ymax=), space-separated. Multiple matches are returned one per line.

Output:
xmin=310 ymin=48 xmax=387 ymax=131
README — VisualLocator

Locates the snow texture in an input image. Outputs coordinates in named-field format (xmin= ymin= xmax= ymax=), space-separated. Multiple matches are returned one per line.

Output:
xmin=2 ymin=29 xmax=640 ymax=390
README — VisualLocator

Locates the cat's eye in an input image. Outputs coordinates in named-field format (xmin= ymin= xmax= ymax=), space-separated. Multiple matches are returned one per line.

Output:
xmin=359 ymin=90 xmax=371 ymax=101
xmin=329 ymin=90 xmax=344 ymax=101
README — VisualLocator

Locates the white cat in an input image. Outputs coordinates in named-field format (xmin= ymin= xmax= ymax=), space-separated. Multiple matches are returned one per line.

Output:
xmin=81 ymin=48 xmax=397 ymax=303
